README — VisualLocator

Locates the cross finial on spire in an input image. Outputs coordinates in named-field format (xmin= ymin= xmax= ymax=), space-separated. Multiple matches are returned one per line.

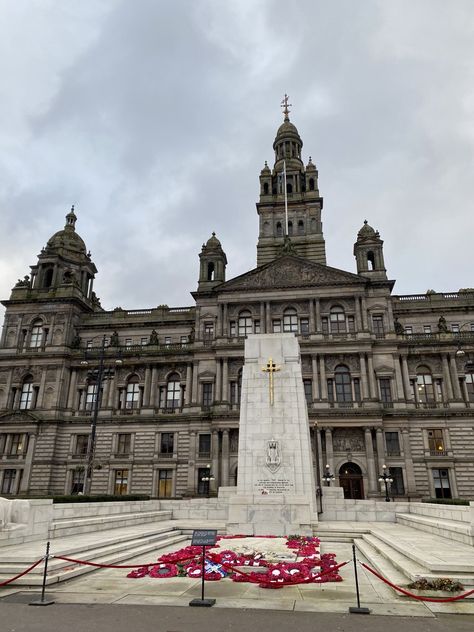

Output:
xmin=281 ymin=93 xmax=292 ymax=121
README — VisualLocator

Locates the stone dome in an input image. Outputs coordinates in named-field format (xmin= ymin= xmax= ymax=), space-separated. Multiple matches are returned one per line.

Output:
xmin=45 ymin=207 xmax=87 ymax=257
xmin=357 ymin=220 xmax=378 ymax=241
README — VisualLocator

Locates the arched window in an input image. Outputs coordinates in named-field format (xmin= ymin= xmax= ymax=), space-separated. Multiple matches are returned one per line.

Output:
xmin=465 ymin=366 xmax=474 ymax=402
xmin=367 ymin=251 xmax=375 ymax=271
xmin=287 ymin=221 xmax=293 ymax=236
xmin=19 ymin=376 xmax=34 ymax=410
xmin=309 ymin=178 xmax=315 ymax=191
xmin=263 ymin=182 xmax=269 ymax=195
xmin=30 ymin=320 xmax=43 ymax=348
xmin=283 ymin=308 xmax=298 ymax=332
xmin=207 ymin=262 xmax=215 ymax=281
xmin=166 ymin=373 xmax=181 ymax=409
xmin=125 ymin=375 xmax=140 ymax=409
xmin=335 ymin=365 xmax=352 ymax=403
xmin=297 ymin=220 xmax=304 ymax=235
xmin=263 ymin=221 xmax=270 ymax=236
xmin=238 ymin=310 xmax=253 ymax=337
xmin=85 ymin=382 xmax=98 ymax=411
xmin=43 ymin=267 xmax=54 ymax=288
xmin=286 ymin=182 xmax=293 ymax=194
xmin=330 ymin=306 xmax=346 ymax=333
xmin=416 ymin=366 xmax=434 ymax=403
xmin=276 ymin=221 xmax=283 ymax=237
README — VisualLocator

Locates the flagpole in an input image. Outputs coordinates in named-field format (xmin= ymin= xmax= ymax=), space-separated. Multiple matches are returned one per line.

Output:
xmin=283 ymin=159 xmax=288 ymax=236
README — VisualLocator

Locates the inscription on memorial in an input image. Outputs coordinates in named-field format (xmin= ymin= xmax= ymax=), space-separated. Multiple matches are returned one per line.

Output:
xmin=255 ymin=479 xmax=294 ymax=494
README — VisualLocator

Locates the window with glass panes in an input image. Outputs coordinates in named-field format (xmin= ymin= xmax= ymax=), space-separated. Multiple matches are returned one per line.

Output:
xmin=198 ymin=467 xmax=211 ymax=496
xmin=330 ymin=306 xmax=346 ymax=333
xmin=432 ymin=468 xmax=451 ymax=498
xmin=198 ymin=434 xmax=211 ymax=458
xmin=1 ymin=469 xmax=16 ymax=494
xmin=385 ymin=432 xmax=400 ymax=456
xmin=75 ymin=434 xmax=89 ymax=456
xmin=158 ymin=469 xmax=172 ymax=497
xmin=254 ymin=320 xmax=261 ymax=334
xmin=379 ymin=378 xmax=392 ymax=404
xmin=238 ymin=311 xmax=253 ymax=336
xmin=117 ymin=433 xmax=131 ymax=454
xmin=160 ymin=432 xmax=174 ymax=455
xmin=30 ymin=323 xmax=42 ymax=348
xmin=166 ymin=374 xmax=181 ymax=408
xmin=0 ymin=435 xmax=6 ymax=455
xmin=283 ymin=309 xmax=298 ymax=332
xmin=71 ymin=468 xmax=84 ymax=494
xmin=300 ymin=318 xmax=309 ymax=335
xmin=125 ymin=377 xmax=140 ymax=409
xmin=335 ymin=366 xmax=352 ymax=402
xmin=372 ymin=314 xmax=384 ymax=337
xmin=416 ymin=368 xmax=434 ymax=402
xmin=85 ymin=383 xmax=98 ymax=410
xmin=389 ymin=467 xmax=405 ymax=495
xmin=272 ymin=319 xmax=281 ymax=333
xmin=114 ymin=469 xmax=128 ymax=495
xmin=466 ymin=371 xmax=474 ymax=402
xmin=327 ymin=378 xmax=334 ymax=403
xmin=428 ymin=429 xmax=445 ymax=454
xmin=9 ymin=434 xmax=24 ymax=455
xmin=303 ymin=379 xmax=312 ymax=404
xmin=202 ymin=383 xmax=213 ymax=407
xmin=19 ymin=380 xmax=34 ymax=410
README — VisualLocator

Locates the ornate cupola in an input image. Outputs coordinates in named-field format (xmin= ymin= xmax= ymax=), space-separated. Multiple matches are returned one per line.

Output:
xmin=353 ymin=220 xmax=387 ymax=280
xmin=9 ymin=206 xmax=100 ymax=308
xmin=197 ymin=232 xmax=227 ymax=291
xmin=256 ymin=95 xmax=326 ymax=267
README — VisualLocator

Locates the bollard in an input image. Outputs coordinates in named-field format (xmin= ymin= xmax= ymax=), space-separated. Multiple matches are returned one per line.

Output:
xmin=348 ymin=543 xmax=370 ymax=615
xmin=29 ymin=541 xmax=55 ymax=606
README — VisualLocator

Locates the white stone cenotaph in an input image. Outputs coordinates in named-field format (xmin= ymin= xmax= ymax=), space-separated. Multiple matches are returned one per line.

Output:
xmin=226 ymin=333 xmax=318 ymax=535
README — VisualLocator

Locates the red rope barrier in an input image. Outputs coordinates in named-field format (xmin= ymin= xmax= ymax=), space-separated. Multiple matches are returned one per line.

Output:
xmin=55 ymin=554 xmax=199 ymax=569
xmin=360 ymin=562 xmax=474 ymax=603
xmin=0 ymin=558 xmax=43 ymax=587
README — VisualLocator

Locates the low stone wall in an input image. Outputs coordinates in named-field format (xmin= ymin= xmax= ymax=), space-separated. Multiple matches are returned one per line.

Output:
xmin=320 ymin=487 xmax=411 ymax=522
xmin=406 ymin=501 xmax=473 ymax=525
xmin=0 ymin=499 xmax=53 ymax=546
xmin=52 ymin=499 xmax=163 ymax=520
xmin=158 ymin=498 xmax=229 ymax=521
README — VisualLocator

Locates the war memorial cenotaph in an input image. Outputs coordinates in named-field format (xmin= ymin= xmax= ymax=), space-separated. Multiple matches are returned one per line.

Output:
xmin=226 ymin=333 xmax=318 ymax=535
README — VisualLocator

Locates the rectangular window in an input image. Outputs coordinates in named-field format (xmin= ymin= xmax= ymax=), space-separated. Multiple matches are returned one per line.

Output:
xmin=19 ymin=383 xmax=34 ymax=410
xmin=114 ymin=469 xmax=129 ymax=495
xmin=327 ymin=379 xmax=334 ymax=403
xmin=451 ymin=324 xmax=460 ymax=333
xmin=30 ymin=325 xmax=42 ymax=348
xmin=372 ymin=314 xmax=384 ymax=337
xmin=85 ymin=384 xmax=98 ymax=411
xmin=272 ymin=319 xmax=281 ymax=333
xmin=0 ymin=435 xmax=6 ymax=454
xmin=70 ymin=468 xmax=84 ymax=495
xmin=432 ymin=468 xmax=451 ymax=499
xmin=321 ymin=317 xmax=329 ymax=334
xmin=160 ymin=432 xmax=174 ymax=455
xmin=125 ymin=338 xmax=132 ymax=347
xmin=164 ymin=337 xmax=172 ymax=345
xmin=466 ymin=372 xmax=474 ymax=402
xmin=202 ymin=383 xmax=213 ymax=407
xmin=230 ymin=381 xmax=241 ymax=405
xmin=283 ymin=312 xmax=298 ymax=332
xmin=9 ymin=434 xmax=24 ymax=455
xmin=180 ymin=335 xmax=188 ymax=344
xmin=300 ymin=318 xmax=309 ymax=335
xmin=404 ymin=326 xmax=413 ymax=335
xmin=347 ymin=315 xmax=355 ymax=333
xmin=353 ymin=378 xmax=361 ymax=402
xmin=158 ymin=469 xmax=173 ymax=498
xmin=198 ymin=434 xmax=211 ymax=458
xmin=86 ymin=340 xmax=93 ymax=348
xmin=230 ymin=321 xmax=236 ymax=336
xmin=198 ymin=467 xmax=211 ymax=496
xmin=117 ymin=433 xmax=131 ymax=455
xmin=203 ymin=324 xmax=214 ymax=340
xmin=254 ymin=320 xmax=261 ymax=334
xmin=389 ymin=467 xmax=405 ymax=496
xmin=423 ymin=325 xmax=432 ymax=334
xmin=141 ymin=337 xmax=148 ymax=346
xmin=303 ymin=379 xmax=312 ymax=404
xmin=1 ymin=469 xmax=16 ymax=494
xmin=428 ymin=429 xmax=446 ymax=455
xmin=75 ymin=434 xmax=89 ymax=456
xmin=385 ymin=432 xmax=400 ymax=456
xmin=379 ymin=378 xmax=392 ymax=404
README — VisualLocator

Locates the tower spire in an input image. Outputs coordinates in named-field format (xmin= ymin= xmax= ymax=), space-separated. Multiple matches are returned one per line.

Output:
xmin=280 ymin=93 xmax=292 ymax=121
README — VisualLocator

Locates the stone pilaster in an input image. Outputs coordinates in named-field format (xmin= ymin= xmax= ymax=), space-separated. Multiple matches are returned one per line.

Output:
xmin=364 ymin=427 xmax=377 ymax=494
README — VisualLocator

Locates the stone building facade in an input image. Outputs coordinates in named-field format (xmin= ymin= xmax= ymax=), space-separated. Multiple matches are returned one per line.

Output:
xmin=1 ymin=109 xmax=473 ymax=501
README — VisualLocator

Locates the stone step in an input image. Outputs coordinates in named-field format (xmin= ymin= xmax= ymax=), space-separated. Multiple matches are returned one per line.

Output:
xmin=396 ymin=513 xmax=474 ymax=546
xmin=50 ymin=510 xmax=172 ymax=538
xmin=355 ymin=537 xmax=410 ymax=588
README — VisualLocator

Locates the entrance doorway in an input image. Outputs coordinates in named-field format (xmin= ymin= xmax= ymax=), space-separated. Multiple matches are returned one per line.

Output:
xmin=339 ymin=462 xmax=364 ymax=499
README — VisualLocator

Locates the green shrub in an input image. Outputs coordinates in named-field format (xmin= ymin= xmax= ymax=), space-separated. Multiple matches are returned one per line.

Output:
xmin=421 ymin=498 xmax=470 ymax=506
xmin=52 ymin=494 xmax=151 ymax=503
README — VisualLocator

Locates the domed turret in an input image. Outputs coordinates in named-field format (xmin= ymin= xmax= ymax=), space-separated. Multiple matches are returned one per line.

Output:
xmin=354 ymin=220 xmax=387 ymax=280
xmin=197 ymin=232 xmax=227 ymax=291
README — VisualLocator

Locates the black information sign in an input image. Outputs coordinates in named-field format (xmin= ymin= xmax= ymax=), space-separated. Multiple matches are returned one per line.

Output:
xmin=191 ymin=529 xmax=217 ymax=547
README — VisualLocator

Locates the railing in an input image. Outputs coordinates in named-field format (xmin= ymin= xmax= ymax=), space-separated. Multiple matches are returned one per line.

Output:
xmin=382 ymin=401 xmax=394 ymax=408
xmin=198 ymin=452 xmax=211 ymax=459
xmin=394 ymin=291 xmax=474 ymax=302
xmin=158 ymin=452 xmax=174 ymax=459
xmin=415 ymin=401 xmax=438 ymax=409
xmin=386 ymin=450 xmax=401 ymax=457
xmin=429 ymin=449 xmax=449 ymax=457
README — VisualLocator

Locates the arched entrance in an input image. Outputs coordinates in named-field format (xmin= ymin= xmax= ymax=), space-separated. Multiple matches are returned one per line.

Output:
xmin=339 ymin=463 xmax=364 ymax=500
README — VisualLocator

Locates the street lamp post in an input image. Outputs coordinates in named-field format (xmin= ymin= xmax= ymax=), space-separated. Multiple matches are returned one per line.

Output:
xmin=81 ymin=335 xmax=121 ymax=496
xmin=378 ymin=464 xmax=393 ymax=502
xmin=322 ymin=464 xmax=335 ymax=487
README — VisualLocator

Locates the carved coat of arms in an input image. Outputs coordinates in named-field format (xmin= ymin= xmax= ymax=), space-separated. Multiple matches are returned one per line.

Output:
xmin=265 ymin=439 xmax=281 ymax=473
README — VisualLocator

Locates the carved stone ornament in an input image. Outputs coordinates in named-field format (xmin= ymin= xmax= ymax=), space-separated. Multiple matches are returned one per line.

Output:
xmin=325 ymin=354 xmax=360 ymax=373
xmin=333 ymin=428 xmax=365 ymax=452
xmin=219 ymin=255 xmax=365 ymax=292
xmin=408 ymin=355 xmax=442 ymax=374
xmin=228 ymin=359 xmax=243 ymax=377
xmin=265 ymin=439 xmax=281 ymax=473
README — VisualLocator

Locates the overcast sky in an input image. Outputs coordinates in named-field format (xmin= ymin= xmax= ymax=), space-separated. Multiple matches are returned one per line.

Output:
xmin=1 ymin=0 xmax=473 ymax=318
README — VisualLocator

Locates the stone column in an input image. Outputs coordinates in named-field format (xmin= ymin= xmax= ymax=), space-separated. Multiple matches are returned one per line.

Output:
xmin=364 ymin=427 xmax=378 ymax=494
xmin=449 ymin=356 xmax=462 ymax=400
xmin=401 ymin=355 xmax=412 ymax=401
xmin=315 ymin=298 xmax=321 ymax=333
xmin=311 ymin=355 xmax=320 ymax=400
xmin=107 ymin=374 xmax=116 ymax=408
xmin=211 ymin=430 xmax=219 ymax=491
xmin=375 ymin=428 xmax=385 ymax=474
xmin=223 ymin=303 xmax=228 ymax=337
xmin=361 ymin=297 xmax=369 ymax=330
xmin=20 ymin=433 xmax=36 ymax=493
xmin=309 ymin=299 xmax=315 ymax=333
xmin=37 ymin=368 xmax=47 ymax=408
xmin=401 ymin=428 xmax=417 ymax=494
xmin=319 ymin=355 xmax=328 ymax=399
xmin=222 ymin=358 xmax=229 ymax=403
xmin=187 ymin=431 xmax=197 ymax=494
xmin=393 ymin=356 xmax=405 ymax=400
xmin=143 ymin=365 xmax=152 ymax=406
xmin=367 ymin=355 xmax=377 ymax=399
xmin=102 ymin=375 xmax=111 ymax=409
xmin=442 ymin=354 xmax=454 ymax=400
xmin=265 ymin=301 xmax=271 ymax=333
xmin=66 ymin=369 xmax=77 ymax=409
xmin=355 ymin=296 xmax=362 ymax=331
xmin=215 ymin=359 xmax=222 ymax=403
xmin=185 ymin=364 xmax=192 ymax=405
xmin=359 ymin=354 xmax=369 ymax=399
xmin=324 ymin=427 xmax=334 ymax=473
xmin=316 ymin=428 xmax=324 ymax=483
xmin=192 ymin=361 xmax=199 ymax=404
xmin=221 ymin=429 xmax=230 ymax=486
xmin=260 ymin=302 xmax=265 ymax=333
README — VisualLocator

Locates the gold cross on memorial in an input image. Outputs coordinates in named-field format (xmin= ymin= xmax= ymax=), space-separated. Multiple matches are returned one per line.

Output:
xmin=261 ymin=357 xmax=281 ymax=405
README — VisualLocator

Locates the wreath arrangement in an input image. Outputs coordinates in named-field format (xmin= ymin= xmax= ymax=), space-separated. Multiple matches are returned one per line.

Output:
xmin=126 ymin=535 xmax=343 ymax=588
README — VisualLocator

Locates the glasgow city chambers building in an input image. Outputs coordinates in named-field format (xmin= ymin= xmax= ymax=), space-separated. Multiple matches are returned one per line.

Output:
xmin=1 ymin=108 xmax=473 ymax=502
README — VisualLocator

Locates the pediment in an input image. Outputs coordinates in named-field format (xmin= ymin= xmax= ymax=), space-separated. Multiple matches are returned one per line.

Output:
xmin=218 ymin=255 xmax=366 ymax=292
xmin=0 ymin=409 xmax=41 ymax=423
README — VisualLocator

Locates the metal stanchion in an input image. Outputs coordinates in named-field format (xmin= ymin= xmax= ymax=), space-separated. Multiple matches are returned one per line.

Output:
xmin=348 ymin=543 xmax=370 ymax=615
xmin=30 ymin=541 xmax=55 ymax=606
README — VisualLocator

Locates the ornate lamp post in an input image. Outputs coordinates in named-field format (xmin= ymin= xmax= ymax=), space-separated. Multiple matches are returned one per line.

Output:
xmin=201 ymin=464 xmax=215 ymax=498
xmin=378 ymin=464 xmax=393 ymax=502
xmin=80 ymin=335 xmax=122 ymax=495
xmin=322 ymin=464 xmax=335 ymax=487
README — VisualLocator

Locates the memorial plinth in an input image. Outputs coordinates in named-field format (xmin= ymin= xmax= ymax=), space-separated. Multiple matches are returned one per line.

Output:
xmin=227 ymin=333 xmax=317 ymax=535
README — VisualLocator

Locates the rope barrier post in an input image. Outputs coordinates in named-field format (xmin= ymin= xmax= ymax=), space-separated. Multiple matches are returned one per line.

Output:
xmin=348 ymin=543 xmax=370 ymax=615
xmin=30 ymin=541 xmax=55 ymax=606
xmin=189 ymin=529 xmax=216 ymax=607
